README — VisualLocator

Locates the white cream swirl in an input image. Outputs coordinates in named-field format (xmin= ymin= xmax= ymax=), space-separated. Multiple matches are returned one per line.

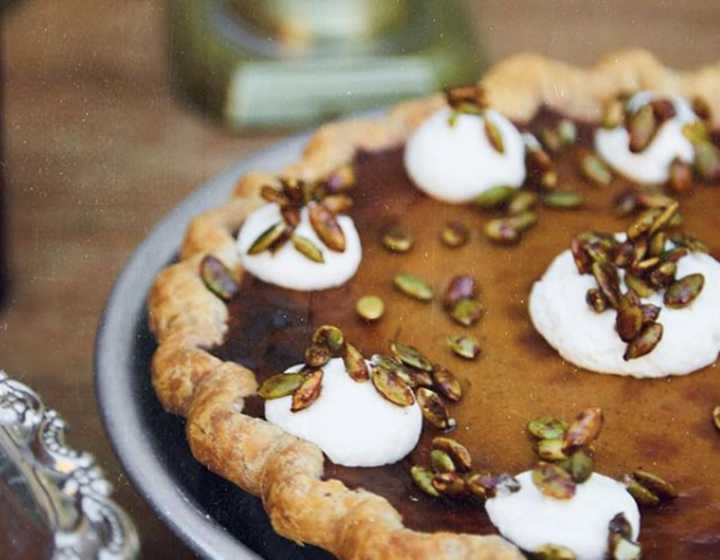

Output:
xmin=529 ymin=238 xmax=720 ymax=378
xmin=404 ymin=107 xmax=527 ymax=203
xmin=595 ymin=92 xmax=697 ymax=184
xmin=265 ymin=359 xmax=423 ymax=467
xmin=237 ymin=203 xmax=361 ymax=291
xmin=486 ymin=471 xmax=640 ymax=560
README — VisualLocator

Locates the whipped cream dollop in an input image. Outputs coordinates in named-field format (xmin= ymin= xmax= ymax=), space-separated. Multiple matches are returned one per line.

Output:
xmin=486 ymin=471 xmax=640 ymax=560
xmin=595 ymin=92 xmax=698 ymax=184
xmin=404 ymin=107 xmax=526 ymax=203
xmin=237 ymin=203 xmax=361 ymax=291
xmin=265 ymin=358 xmax=423 ymax=467
xmin=529 ymin=239 xmax=720 ymax=377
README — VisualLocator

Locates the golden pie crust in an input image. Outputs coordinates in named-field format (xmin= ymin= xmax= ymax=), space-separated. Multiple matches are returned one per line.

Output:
xmin=148 ymin=50 xmax=720 ymax=559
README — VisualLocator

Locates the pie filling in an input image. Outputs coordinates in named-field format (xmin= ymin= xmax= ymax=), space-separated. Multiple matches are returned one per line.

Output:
xmin=211 ymin=107 xmax=720 ymax=558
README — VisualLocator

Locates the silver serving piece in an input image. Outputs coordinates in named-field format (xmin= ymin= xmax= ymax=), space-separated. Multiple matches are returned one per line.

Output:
xmin=0 ymin=371 xmax=139 ymax=559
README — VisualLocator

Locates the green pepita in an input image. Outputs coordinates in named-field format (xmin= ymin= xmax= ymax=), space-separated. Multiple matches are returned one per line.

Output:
xmin=247 ymin=221 xmax=288 ymax=255
xmin=292 ymin=235 xmax=324 ymax=263
xmin=484 ymin=119 xmax=505 ymax=153
xmin=432 ymin=437 xmax=472 ymax=472
xmin=432 ymin=366 xmax=463 ymax=402
xmin=624 ymin=322 xmax=663 ymax=360
xmin=258 ymin=373 xmax=306 ymax=399
xmin=416 ymin=387 xmax=453 ymax=430
xmin=562 ymin=449 xmax=593 ymax=483
xmin=371 ymin=365 xmax=415 ymax=407
xmin=532 ymin=462 xmax=576 ymax=500
xmin=390 ymin=341 xmax=434 ymax=372
xmin=563 ymin=408 xmax=604 ymax=453
xmin=343 ymin=343 xmax=369 ymax=382
xmin=291 ymin=369 xmax=323 ymax=412
xmin=664 ymin=273 xmax=704 ymax=308
xmin=447 ymin=334 xmax=480 ymax=360
xmin=430 ymin=449 xmax=456 ymax=473
xmin=632 ymin=470 xmax=678 ymax=500
xmin=542 ymin=190 xmax=584 ymax=209
xmin=475 ymin=185 xmax=515 ymax=209
xmin=355 ymin=295 xmax=384 ymax=321
xmin=440 ymin=221 xmax=470 ymax=248
xmin=579 ymin=150 xmax=612 ymax=186
xmin=537 ymin=439 xmax=567 ymax=462
xmin=304 ymin=344 xmax=331 ymax=368
xmin=382 ymin=226 xmax=414 ymax=253
xmin=450 ymin=298 xmax=483 ymax=327
xmin=394 ymin=273 xmax=433 ymax=302
xmin=432 ymin=471 xmax=466 ymax=496
xmin=308 ymin=202 xmax=346 ymax=252
xmin=622 ymin=474 xmax=660 ymax=507
xmin=528 ymin=417 xmax=568 ymax=440
xmin=312 ymin=325 xmax=345 ymax=354
xmin=200 ymin=255 xmax=239 ymax=301
xmin=410 ymin=465 xmax=440 ymax=497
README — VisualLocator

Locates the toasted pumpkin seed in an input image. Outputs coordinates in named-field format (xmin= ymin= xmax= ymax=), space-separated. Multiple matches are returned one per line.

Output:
xmin=343 ymin=343 xmax=369 ymax=382
xmin=355 ymin=295 xmax=384 ymax=321
xmin=542 ymin=190 xmax=584 ymax=209
xmin=624 ymin=322 xmax=663 ymax=360
xmin=624 ymin=274 xmax=654 ymax=298
xmin=537 ymin=439 xmax=567 ymax=462
xmin=447 ymin=335 xmax=480 ymax=360
xmin=484 ymin=119 xmax=505 ymax=153
xmin=627 ymin=208 xmax=661 ymax=240
xmin=444 ymin=275 xmax=478 ymax=308
xmin=532 ymin=462 xmax=576 ymax=500
xmin=200 ymin=255 xmax=238 ymax=301
xmin=632 ymin=470 xmax=677 ymax=500
xmin=563 ymin=408 xmax=604 ymax=452
xmin=475 ymin=185 xmax=515 ymax=209
xmin=432 ymin=471 xmax=466 ymax=496
xmin=648 ymin=261 xmax=677 ymax=289
xmin=648 ymin=200 xmax=679 ymax=236
xmin=484 ymin=218 xmax=520 ymax=244
xmin=382 ymin=226 xmax=414 ymax=253
xmin=440 ymin=221 xmax=470 ymax=248
xmin=609 ymin=512 xmax=633 ymax=540
xmin=508 ymin=210 xmax=539 ymax=232
xmin=586 ymin=288 xmax=608 ymax=313
xmin=391 ymin=341 xmax=433 ymax=372
xmin=450 ymin=298 xmax=483 ymax=327
xmin=579 ymin=151 xmax=612 ymax=185
xmin=292 ymin=234 xmax=325 ymax=263
xmin=534 ymin=544 xmax=577 ymax=560
xmin=668 ymin=158 xmax=693 ymax=194
xmin=260 ymin=184 xmax=290 ymax=206
xmin=628 ymin=104 xmax=657 ymax=153
xmin=371 ymin=366 xmax=415 ymax=407
xmin=571 ymin=238 xmax=592 ymax=274
xmin=664 ymin=273 xmax=704 ymax=308
xmin=592 ymin=261 xmax=621 ymax=309
xmin=562 ymin=449 xmax=593 ymax=483
xmin=430 ymin=449 xmax=456 ymax=473
xmin=465 ymin=472 xmax=489 ymax=499
xmin=509 ymin=191 xmax=538 ymax=215
xmin=291 ymin=369 xmax=323 ymax=412
xmin=622 ymin=474 xmax=660 ymax=507
xmin=411 ymin=465 xmax=440 ymax=497
xmin=713 ymin=405 xmax=720 ymax=432
xmin=280 ymin=205 xmax=301 ymax=229
xmin=258 ymin=372 xmax=306 ymax=399
xmin=304 ymin=344 xmax=331 ymax=368
xmin=312 ymin=325 xmax=344 ymax=353
xmin=432 ymin=437 xmax=472 ymax=472
xmin=616 ymin=303 xmax=644 ymax=342
xmin=247 ymin=221 xmax=287 ymax=255
xmin=648 ymin=231 xmax=667 ymax=257
xmin=640 ymin=304 xmax=661 ymax=325
xmin=308 ymin=201 xmax=346 ymax=252
xmin=528 ymin=417 xmax=568 ymax=440
xmin=432 ymin=366 xmax=463 ymax=402
xmin=416 ymin=387 xmax=452 ymax=429
xmin=394 ymin=273 xmax=433 ymax=301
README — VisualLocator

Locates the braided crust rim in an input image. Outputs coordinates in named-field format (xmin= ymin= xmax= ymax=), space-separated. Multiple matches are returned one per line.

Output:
xmin=148 ymin=50 xmax=720 ymax=560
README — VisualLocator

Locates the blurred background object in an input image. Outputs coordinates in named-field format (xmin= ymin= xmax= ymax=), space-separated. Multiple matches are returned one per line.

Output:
xmin=170 ymin=0 xmax=480 ymax=128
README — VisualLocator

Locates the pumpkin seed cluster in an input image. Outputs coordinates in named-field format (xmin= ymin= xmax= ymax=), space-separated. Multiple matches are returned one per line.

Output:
xmin=411 ymin=436 xmax=520 ymax=501
xmin=602 ymin=93 xmax=719 ymax=191
xmin=572 ymin=198 xmax=706 ymax=360
xmin=248 ymin=165 xmax=356 ymax=262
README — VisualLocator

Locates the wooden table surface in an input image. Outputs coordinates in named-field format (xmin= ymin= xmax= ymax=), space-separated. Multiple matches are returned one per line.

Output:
xmin=1 ymin=1 xmax=718 ymax=558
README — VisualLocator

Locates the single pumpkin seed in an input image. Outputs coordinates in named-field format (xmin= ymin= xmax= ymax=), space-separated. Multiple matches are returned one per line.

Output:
xmin=410 ymin=465 xmax=440 ymax=497
xmin=292 ymin=234 xmax=325 ymax=263
xmin=616 ymin=303 xmax=644 ymax=342
xmin=632 ymin=470 xmax=677 ymax=500
xmin=355 ymin=295 xmax=384 ymax=321
xmin=542 ymin=190 xmax=584 ymax=209
xmin=304 ymin=344 xmax=331 ymax=368
xmin=258 ymin=372 xmax=306 ymax=399
xmin=664 ymin=273 xmax=704 ymax=308
xmin=648 ymin=231 xmax=667 ymax=257
xmin=200 ymin=255 xmax=238 ymax=301
xmin=694 ymin=140 xmax=720 ymax=182
xmin=390 ymin=341 xmax=433 ymax=372
xmin=432 ymin=437 xmax=472 ymax=472
xmin=602 ymin=98 xmax=625 ymax=129
xmin=579 ymin=151 xmax=612 ymax=185
xmin=627 ymin=208 xmax=661 ymax=240
xmin=508 ymin=190 xmax=538 ymax=215
xmin=475 ymin=185 xmax=515 ymax=209
xmin=394 ymin=273 xmax=433 ymax=301
xmin=712 ymin=405 xmax=720 ymax=432
xmin=537 ymin=439 xmax=567 ymax=462
xmin=450 ymin=298 xmax=483 ymax=327
xmin=540 ymin=127 xmax=562 ymax=153
xmin=371 ymin=366 xmax=415 ymax=407
xmin=291 ymin=369 xmax=323 ymax=412
xmin=440 ymin=221 xmax=470 ymax=248
xmin=432 ymin=471 xmax=466 ymax=496
xmin=325 ymin=164 xmax=356 ymax=193
xmin=558 ymin=118 xmax=578 ymax=146
xmin=508 ymin=210 xmax=539 ymax=232
xmin=532 ymin=462 xmax=576 ymax=500
xmin=533 ymin=544 xmax=577 ymax=560
xmin=343 ymin=343 xmax=369 ymax=382
xmin=432 ymin=366 xmax=463 ymax=402
xmin=648 ymin=200 xmax=679 ymax=236
xmin=592 ymin=261 xmax=621 ymax=309
xmin=444 ymin=275 xmax=478 ymax=308
xmin=528 ymin=417 xmax=568 ymax=440
xmin=247 ymin=221 xmax=287 ymax=255
xmin=430 ymin=449 xmax=456 ymax=473
xmin=563 ymin=408 xmax=604 ymax=453
xmin=648 ymin=261 xmax=677 ymax=289
xmin=312 ymin=325 xmax=344 ymax=353
xmin=465 ymin=472 xmax=489 ymax=499
xmin=382 ymin=226 xmax=414 ymax=253
xmin=484 ymin=119 xmax=505 ymax=153
xmin=628 ymin=104 xmax=657 ymax=153
xmin=562 ymin=449 xmax=593 ymax=483
xmin=308 ymin=201 xmax=346 ymax=252
xmin=609 ymin=512 xmax=633 ymax=540
xmin=484 ymin=218 xmax=520 ymax=244
xmin=640 ymin=303 xmax=661 ymax=325
xmin=571 ymin=238 xmax=592 ymax=274
xmin=526 ymin=145 xmax=553 ymax=173
xmin=416 ymin=387 xmax=452 ymax=429
xmin=624 ymin=274 xmax=655 ymax=298
xmin=586 ymin=288 xmax=608 ymax=313
xmin=622 ymin=474 xmax=660 ymax=507
xmin=668 ymin=158 xmax=693 ymax=194
xmin=631 ymin=256 xmax=660 ymax=274
xmin=624 ymin=322 xmax=663 ymax=360
xmin=447 ymin=334 xmax=480 ymax=360
xmin=260 ymin=184 xmax=290 ymax=206
xmin=411 ymin=369 xmax=435 ymax=388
